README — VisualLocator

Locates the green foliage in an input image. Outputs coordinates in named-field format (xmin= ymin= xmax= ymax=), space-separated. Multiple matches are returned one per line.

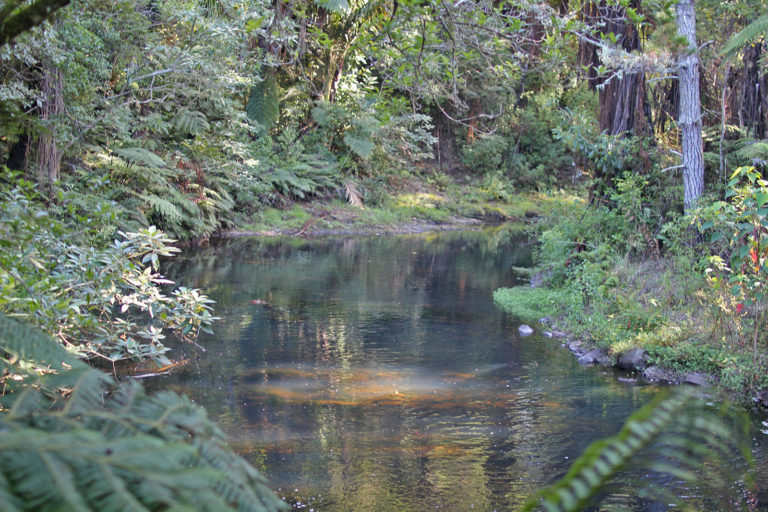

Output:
xmin=493 ymin=286 xmax=577 ymax=323
xmin=694 ymin=166 xmax=768 ymax=383
xmin=722 ymin=15 xmax=768 ymax=58
xmin=247 ymin=72 xmax=280 ymax=130
xmin=173 ymin=108 xmax=210 ymax=136
xmin=0 ymin=313 xmax=288 ymax=512
xmin=461 ymin=134 xmax=508 ymax=175
xmin=0 ymin=182 xmax=216 ymax=363
xmin=521 ymin=388 xmax=754 ymax=511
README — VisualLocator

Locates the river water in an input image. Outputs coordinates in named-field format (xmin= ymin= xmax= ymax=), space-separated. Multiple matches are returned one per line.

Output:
xmin=156 ymin=228 xmax=768 ymax=511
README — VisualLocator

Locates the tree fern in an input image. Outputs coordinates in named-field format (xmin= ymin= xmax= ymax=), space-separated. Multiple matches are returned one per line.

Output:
xmin=520 ymin=388 xmax=753 ymax=511
xmin=0 ymin=314 xmax=288 ymax=512
xmin=723 ymin=15 xmax=768 ymax=58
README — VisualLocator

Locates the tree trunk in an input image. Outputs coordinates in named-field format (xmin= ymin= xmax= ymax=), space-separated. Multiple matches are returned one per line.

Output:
xmin=579 ymin=0 xmax=650 ymax=136
xmin=676 ymin=0 xmax=704 ymax=210
xmin=36 ymin=61 xmax=64 ymax=197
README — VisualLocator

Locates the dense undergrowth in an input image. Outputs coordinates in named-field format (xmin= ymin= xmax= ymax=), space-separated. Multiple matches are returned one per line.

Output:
xmin=495 ymin=165 xmax=768 ymax=402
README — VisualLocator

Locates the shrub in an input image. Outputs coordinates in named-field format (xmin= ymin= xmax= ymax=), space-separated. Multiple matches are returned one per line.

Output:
xmin=0 ymin=181 xmax=216 ymax=364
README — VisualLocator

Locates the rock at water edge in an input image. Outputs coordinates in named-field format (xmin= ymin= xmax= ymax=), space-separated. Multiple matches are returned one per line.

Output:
xmin=616 ymin=348 xmax=648 ymax=372
xmin=643 ymin=366 xmax=677 ymax=383
xmin=518 ymin=324 xmax=534 ymax=337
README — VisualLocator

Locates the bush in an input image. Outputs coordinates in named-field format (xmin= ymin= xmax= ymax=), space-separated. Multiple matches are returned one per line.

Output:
xmin=0 ymin=181 xmax=215 ymax=364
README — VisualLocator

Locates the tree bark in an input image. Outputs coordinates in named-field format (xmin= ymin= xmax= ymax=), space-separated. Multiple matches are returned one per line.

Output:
xmin=676 ymin=0 xmax=704 ymax=210
xmin=36 ymin=61 xmax=63 ymax=197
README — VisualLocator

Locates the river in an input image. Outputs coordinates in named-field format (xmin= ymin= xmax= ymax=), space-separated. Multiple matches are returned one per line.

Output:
xmin=155 ymin=228 xmax=768 ymax=511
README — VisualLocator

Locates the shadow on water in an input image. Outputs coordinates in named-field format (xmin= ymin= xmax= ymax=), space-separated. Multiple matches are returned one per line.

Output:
xmin=152 ymin=227 xmax=768 ymax=511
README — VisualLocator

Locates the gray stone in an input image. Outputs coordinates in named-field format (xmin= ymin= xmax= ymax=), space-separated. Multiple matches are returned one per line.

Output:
xmin=576 ymin=349 xmax=602 ymax=366
xmin=539 ymin=316 xmax=553 ymax=326
xmin=577 ymin=349 xmax=604 ymax=366
xmin=643 ymin=366 xmax=677 ymax=383
xmin=616 ymin=348 xmax=648 ymax=372
xmin=643 ymin=366 xmax=677 ymax=382
xmin=543 ymin=331 xmax=554 ymax=338
xmin=757 ymin=390 xmax=768 ymax=408
xmin=683 ymin=372 xmax=710 ymax=386
xmin=518 ymin=324 xmax=534 ymax=337
xmin=594 ymin=352 xmax=612 ymax=366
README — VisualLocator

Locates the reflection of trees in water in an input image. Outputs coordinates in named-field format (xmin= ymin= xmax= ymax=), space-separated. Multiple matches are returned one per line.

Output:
xmin=153 ymin=230 xmax=667 ymax=511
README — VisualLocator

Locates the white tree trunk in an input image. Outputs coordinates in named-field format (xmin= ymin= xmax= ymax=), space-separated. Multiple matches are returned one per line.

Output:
xmin=676 ymin=0 xmax=704 ymax=210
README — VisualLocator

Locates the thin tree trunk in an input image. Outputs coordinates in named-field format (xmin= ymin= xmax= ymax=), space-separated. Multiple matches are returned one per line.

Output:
xmin=36 ymin=61 xmax=63 ymax=197
xmin=676 ymin=0 xmax=704 ymax=210
xmin=719 ymin=64 xmax=731 ymax=182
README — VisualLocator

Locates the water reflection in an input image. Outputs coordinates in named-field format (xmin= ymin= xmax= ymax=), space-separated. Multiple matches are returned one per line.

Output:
xmin=154 ymin=228 xmax=766 ymax=511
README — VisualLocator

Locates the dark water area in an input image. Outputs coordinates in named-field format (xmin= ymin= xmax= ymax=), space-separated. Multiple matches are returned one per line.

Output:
xmin=154 ymin=228 xmax=768 ymax=511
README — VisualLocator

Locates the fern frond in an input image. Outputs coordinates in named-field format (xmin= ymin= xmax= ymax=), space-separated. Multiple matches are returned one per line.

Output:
xmin=246 ymin=73 xmax=280 ymax=129
xmin=173 ymin=108 xmax=210 ymax=136
xmin=723 ymin=15 xmax=768 ymax=58
xmin=315 ymin=0 xmax=349 ymax=13
xmin=0 ymin=313 xmax=85 ymax=373
xmin=344 ymin=134 xmax=375 ymax=159
xmin=142 ymin=193 xmax=183 ymax=221
xmin=344 ymin=180 xmax=364 ymax=207
xmin=520 ymin=388 xmax=752 ymax=511
xmin=113 ymin=148 xmax=167 ymax=168
xmin=735 ymin=140 xmax=768 ymax=162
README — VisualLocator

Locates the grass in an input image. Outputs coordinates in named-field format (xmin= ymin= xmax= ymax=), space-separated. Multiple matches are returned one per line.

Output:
xmin=235 ymin=171 xmax=582 ymax=235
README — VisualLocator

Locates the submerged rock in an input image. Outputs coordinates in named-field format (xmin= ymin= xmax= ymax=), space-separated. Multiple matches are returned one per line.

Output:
xmin=518 ymin=324 xmax=534 ymax=336
xmin=616 ymin=348 xmax=648 ymax=372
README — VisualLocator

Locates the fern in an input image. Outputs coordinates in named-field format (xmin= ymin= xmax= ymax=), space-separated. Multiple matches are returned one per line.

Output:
xmin=315 ymin=0 xmax=349 ymax=13
xmin=0 ymin=314 xmax=288 ymax=512
xmin=112 ymin=147 xmax=167 ymax=168
xmin=723 ymin=15 xmax=768 ymax=58
xmin=735 ymin=140 xmax=768 ymax=162
xmin=520 ymin=388 xmax=753 ymax=511
xmin=246 ymin=72 xmax=280 ymax=129
xmin=343 ymin=133 xmax=375 ymax=159
xmin=173 ymin=108 xmax=210 ymax=135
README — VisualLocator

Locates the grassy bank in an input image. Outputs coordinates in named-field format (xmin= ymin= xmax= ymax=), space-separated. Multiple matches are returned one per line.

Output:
xmin=231 ymin=171 xmax=578 ymax=236
xmin=493 ymin=188 xmax=768 ymax=406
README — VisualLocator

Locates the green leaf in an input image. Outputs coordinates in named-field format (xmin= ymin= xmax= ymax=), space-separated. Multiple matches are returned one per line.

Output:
xmin=316 ymin=0 xmax=349 ymax=13
xmin=343 ymin=134 xmax=375 ymax=159
xmin=113 ymin=148 xmax=166 ymax=168
xmin=246 ymin=72 xmax=280 ymax=129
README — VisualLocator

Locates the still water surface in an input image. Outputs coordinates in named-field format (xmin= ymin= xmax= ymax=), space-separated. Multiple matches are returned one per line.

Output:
xmin=156 ymin=228 xmax=768 ymax=511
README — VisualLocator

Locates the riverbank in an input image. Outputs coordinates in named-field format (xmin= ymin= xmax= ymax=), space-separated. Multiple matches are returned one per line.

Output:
xmin=493 ymin=210 xmax=768 ymax=409
xmin=224 ymin=172 xmax=578 ymax=237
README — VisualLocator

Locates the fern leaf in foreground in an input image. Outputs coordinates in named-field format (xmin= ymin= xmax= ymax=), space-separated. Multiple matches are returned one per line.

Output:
xmin=0 ymin=314 xmax=288 ymax=512
xmin=722 ymin=15 xmax=768 ymax=58
xmin=520 ymin=388 xmax=753 ymax=511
